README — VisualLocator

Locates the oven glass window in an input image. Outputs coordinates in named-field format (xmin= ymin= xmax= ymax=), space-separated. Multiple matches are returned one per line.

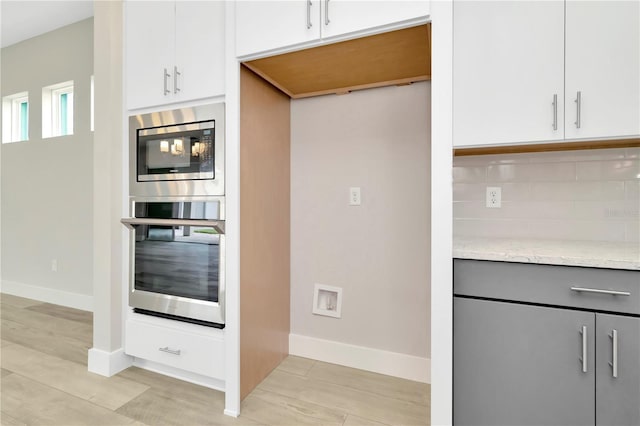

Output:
xmin=132 ymin=223 xmax=220 ymax=303
xmin=137 ymin=124 xmax=214 ymax=181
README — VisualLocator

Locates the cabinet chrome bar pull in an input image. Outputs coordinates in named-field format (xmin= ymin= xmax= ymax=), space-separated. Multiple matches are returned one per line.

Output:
xmin=570 ymin=287 xmax=631 ymax=296
xmin=158 ymin=346 xmax=181 ymax=356
xmin=173 ymin=66 xmax=181 ymax=94
xmin=574 ymin=91 xmax=582 ymax=128
xmin=163 ymin=68 xmax=171 ymax=96
xmin=552 ymin=94 xmax=558 ymax=130
xmin=579 ymin=325 xmax=587 ymax=373
xmin=325 ymin=0 xmax=330 ymax=25
xmin=608 ymin=329 xmax=618 ymax=378
xmin=307 ymin=0 xmax=313 ymax=29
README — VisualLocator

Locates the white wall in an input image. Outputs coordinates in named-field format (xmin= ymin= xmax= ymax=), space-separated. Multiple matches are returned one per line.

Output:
xmin=0 ymin=18 xmax=94 ymax=310
xmin=290 ymin=82 xmax=431 ymax=377
xmin=453 ymin=147 xmax=640 ymax=242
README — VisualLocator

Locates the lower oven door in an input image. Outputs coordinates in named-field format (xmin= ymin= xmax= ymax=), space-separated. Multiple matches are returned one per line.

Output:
xmin=121 ymin=218 xmax=225 ymax=326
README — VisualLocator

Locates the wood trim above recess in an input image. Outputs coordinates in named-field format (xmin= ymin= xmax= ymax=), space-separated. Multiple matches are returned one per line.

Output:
xmin=454 ymin=138 xmax=640 ymax=156
xmin=243 ymin=24 xmax=431 ymax=99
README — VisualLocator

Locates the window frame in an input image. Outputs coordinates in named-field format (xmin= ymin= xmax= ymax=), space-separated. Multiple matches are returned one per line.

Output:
xmin=42 ymin=80 xmax=74 ymax=138
xmin=2 ymin=91 xmax=29 ymax=143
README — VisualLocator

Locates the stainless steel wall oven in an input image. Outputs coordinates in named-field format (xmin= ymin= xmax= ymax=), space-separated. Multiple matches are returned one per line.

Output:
xmin=124 ymin=104 xmax=226 ymax=327
xmin=122 ymin=198 xmax=226 ymax=327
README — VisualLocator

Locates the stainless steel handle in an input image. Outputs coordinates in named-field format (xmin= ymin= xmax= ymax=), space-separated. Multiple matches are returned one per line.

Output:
xmin=571 ymin=287 xmax=631 ymax=297
xmin=163 ymin=68 xmax=171 ymax=95
xmin=324 ymin=0 xmax=330 ymax=25
xmin=158 ymin=347 xmax=181 ymax=356
xmin=307 ymin=0 xmax=313 ymax=29
xmin=173 ymin=66 xmax=181 ymax=94
xmin=552 ymin=94 xmax=558 ymax=130
xmin=121 ymin=218 xmax=225 ymax=234
xmin=609 ymin=329 xmax=618 ymax=378
xmin=574 ymin=91 xmax=581 ymax=128
xmin=580 ymin=325 xmax=588 ymax=373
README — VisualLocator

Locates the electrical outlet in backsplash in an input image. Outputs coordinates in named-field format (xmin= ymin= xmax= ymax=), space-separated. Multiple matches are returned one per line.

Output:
xmin=453 ymin=147 xmax=640 ymax=243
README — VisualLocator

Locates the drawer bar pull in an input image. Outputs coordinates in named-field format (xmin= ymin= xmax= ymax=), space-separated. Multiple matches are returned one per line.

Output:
xmin=570 ymin=287 xmax=631 ymax=297
xmin=158 ymin=347 xmax=181 ymax=356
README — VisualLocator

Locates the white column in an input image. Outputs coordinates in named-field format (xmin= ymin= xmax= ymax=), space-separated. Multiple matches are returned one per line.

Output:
xmin=88 ymin=0 xmax=132 ymax=376
xmin=430 ymin=1 xmax=454 ymax=425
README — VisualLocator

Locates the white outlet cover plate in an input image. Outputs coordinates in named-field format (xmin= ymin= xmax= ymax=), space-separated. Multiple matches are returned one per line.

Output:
xmin=486 ymin=186 xmax=502 ymax=208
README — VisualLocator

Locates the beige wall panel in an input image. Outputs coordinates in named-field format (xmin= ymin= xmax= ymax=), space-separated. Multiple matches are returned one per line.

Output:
xmin=240 ymin=66 xmax=291 ymax=399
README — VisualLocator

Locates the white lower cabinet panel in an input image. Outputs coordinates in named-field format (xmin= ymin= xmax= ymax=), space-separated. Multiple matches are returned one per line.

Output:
xmin=125 ymin=319 xmax=225 ymax=380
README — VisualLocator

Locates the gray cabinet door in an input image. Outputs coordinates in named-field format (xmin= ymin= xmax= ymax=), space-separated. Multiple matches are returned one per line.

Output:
xmin=454 ymin=297 xmax=595 ymax=426
xmin=596 ymin=314 xmax=640 ymax=426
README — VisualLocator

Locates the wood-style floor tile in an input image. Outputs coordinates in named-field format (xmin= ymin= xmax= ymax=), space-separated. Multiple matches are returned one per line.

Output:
xmin=258 ymin=370 xmax=429 ymax=426
xmin=116 ymin=387 xmax=260 ymax=426
xmin=240 ymin=388 xmax=347 ymax=425
xmin=116 ymin=366 xmax=226 ymax=408
xmin=0 ymin=294 xmax=41 ymax=309
xmin=1 ymin=318 xmax=90 ymax=366
xmin=307 ymin=361 xmax=430 ymax=406
xmin=0 ymin=294 xmax=431 ymax=426
xmin=343 ymin=414 xmax=389 ymax=426
xmin=1 ymin=303 xmax=92 ymax=343
xmin=26 ymin=302 xmax=93 ymax=324
xmin=0 ymin=374 xmax=142 ymax=426
xmin=1 ymin=344 xmax=149 ymax=411
xmin=0 ymin=411 xmax=28 ymax=426
xmin=275 ymin=355 xmax=316 ymax=377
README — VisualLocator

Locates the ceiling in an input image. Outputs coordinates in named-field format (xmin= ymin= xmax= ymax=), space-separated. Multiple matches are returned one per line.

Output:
xmin=1 ymin=1 xmax=93 ymax=48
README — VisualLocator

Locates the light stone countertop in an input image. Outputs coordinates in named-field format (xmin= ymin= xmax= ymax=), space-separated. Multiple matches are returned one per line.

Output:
xmin=454 ymin=237 xmax=640 ymax=271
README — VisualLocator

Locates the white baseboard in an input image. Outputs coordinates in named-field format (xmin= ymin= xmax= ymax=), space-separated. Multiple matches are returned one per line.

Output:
xmin=289 ymin=333 xmax=430 ymax=384
xmin=88 ymin=348 xmax=133 ymax=377
xmin=0 ymin=280 xmax=93 ymax=312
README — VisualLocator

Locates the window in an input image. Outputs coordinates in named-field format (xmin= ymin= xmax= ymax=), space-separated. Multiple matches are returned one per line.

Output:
xmin=1 ymin=92 xmax=29 ymax=143
xmin=42 ymin=81 xmax=74 ymax=138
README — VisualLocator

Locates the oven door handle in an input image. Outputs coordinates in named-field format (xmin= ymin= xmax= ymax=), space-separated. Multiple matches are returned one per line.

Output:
xmin=120 ymin=218 xmax=225 ymax=234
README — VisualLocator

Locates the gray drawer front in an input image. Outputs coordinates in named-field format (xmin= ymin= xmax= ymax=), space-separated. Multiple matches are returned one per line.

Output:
xmin=454 ymin=259 xmax=640 ymax=315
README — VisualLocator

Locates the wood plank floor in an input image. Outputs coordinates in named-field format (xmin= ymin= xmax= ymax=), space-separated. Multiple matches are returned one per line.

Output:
xmin=0 ymin=293 xmax=430 ymax=425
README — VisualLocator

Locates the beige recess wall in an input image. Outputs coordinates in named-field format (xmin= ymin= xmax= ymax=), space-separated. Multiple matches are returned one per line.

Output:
xmin=290 ymin=82 xmax=431 ymax=358
xmin=0 ymin=19 xmax=94 ymax=305
xmin=240 ymin=66 xmax=291 ymax=399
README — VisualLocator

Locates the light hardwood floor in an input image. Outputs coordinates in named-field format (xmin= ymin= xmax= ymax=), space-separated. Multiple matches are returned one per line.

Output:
xmin=0 ymin=293 xmax=430 ymax=426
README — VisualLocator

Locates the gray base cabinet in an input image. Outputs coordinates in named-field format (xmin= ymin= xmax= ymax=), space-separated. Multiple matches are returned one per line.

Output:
xmin=454 ymin=259 xmax=640 ymax=426
xmin=454 ymin=298 xmax=595 ymax=426
xmin=596 ymin=314 xmax=640 ymax=426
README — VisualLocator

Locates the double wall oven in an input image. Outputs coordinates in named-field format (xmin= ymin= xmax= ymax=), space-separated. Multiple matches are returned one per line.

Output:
xmin=122 ymin=104 xmax=226 ymax=327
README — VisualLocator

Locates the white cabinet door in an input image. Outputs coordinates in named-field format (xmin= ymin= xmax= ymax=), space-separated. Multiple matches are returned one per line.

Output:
xmin=565 ymin=1 xmax=640 ymax=140
xmin=321 ymin=0 xmax=429 ymax=39
xmin=453 ymin=1 xmax=565 ymax=147
xmin=175 ymin=1 xmax=225 ymax=102
xmin=236 ymin=0 xmax=321 ymax=57
xmin=125 ymin=1 xmax=176 ymax=110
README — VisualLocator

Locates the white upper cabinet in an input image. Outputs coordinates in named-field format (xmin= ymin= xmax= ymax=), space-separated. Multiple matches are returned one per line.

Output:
xmin=320 ymin=1 xmax=430 ymax=39
xmin=454 ymin=0 xmax=640 ymax=148
xmin=453 ymin=1 xmax=565 ymax=147
xmin=236 ymin=0 xmax=430 ymax=58
xmin=564 ymin=1 xmax=640 ymax=140
xmin=235 ymin=1 xmax=321 ymax=57
xmin=125 ymin=1 xmax=225 ymax=110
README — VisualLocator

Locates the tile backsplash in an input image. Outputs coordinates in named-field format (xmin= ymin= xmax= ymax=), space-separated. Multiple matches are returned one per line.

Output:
xmin=453 ymin=148 xmax=640 ymax=242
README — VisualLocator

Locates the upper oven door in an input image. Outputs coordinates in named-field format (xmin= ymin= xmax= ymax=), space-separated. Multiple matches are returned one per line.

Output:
xmin=129 ymin=103 xmax=225 ymax=197
xmin=137 ymin=121 xmax=215 ymax=182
